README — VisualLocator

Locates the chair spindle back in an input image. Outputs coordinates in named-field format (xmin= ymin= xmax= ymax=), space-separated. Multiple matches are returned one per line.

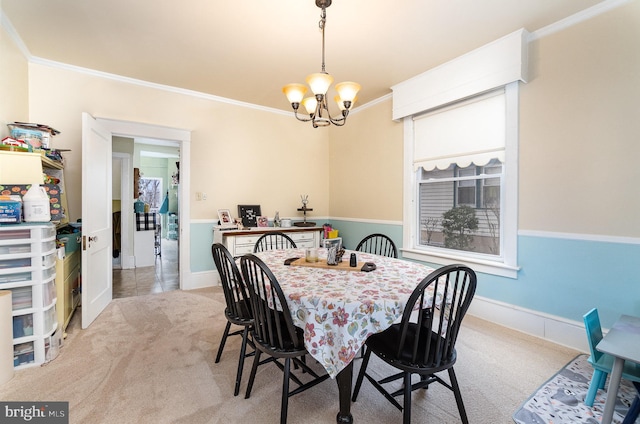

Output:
xmin=212 ymin=243 xmax=250 ymax=320
xmin=240 ymin=254 xmax=303 ymax=351
xmin=396 ymin=264 xmax=476 ymax=368
xmin=355 ymin=233 xmax=398 ymax=258
xmin=253 ymin=232 xmax=298 ymax=253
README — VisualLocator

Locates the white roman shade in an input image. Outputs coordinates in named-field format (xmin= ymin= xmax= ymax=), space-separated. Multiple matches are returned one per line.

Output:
xmin=413 ymin=90 xmax=505 ymax=171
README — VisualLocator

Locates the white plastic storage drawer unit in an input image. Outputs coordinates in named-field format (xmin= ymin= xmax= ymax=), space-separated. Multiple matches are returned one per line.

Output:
xmin=0 ymin=223 xmax=60 ymax=369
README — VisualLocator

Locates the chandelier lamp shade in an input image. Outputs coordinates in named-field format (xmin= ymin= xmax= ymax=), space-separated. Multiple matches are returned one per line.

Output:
xmin=282 ymin=0 xmax=361 ymax=128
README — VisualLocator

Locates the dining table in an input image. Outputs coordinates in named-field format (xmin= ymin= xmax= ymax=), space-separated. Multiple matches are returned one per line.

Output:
xmin=596 ymin=314 xmax=640 ymax=424
xmin=252 ymin=247 xmax=436 ymax=423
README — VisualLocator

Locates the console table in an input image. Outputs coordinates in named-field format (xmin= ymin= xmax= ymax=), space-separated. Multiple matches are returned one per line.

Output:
xmin=213 ymin=227 xmax=322 ymax=257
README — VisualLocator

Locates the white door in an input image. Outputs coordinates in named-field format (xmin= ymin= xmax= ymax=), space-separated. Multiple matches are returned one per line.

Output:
xmin=81 ymin=112 xmax=113 ymax=328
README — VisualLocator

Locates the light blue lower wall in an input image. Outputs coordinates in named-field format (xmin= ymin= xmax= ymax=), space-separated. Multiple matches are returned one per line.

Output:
xmin=190 ymin=219 xmax=639 ymax=329
xmin=327 ymin=220 xmax=404 ymax=252
xmin=496 ymin=235 xmax=640 ymax=329
xmin=328 ymin=219 xmax=640 ymax=329
xmin=190 ymin=222 xmax=216 ymax=273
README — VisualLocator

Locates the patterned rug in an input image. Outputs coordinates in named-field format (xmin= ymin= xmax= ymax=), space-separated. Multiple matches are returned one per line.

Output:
xmin=513 ymin=354 xmax=639 ymax=424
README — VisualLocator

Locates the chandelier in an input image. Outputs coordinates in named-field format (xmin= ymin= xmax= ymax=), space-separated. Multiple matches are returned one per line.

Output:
xmin=282 ymin=0 xmax=361 ymax=128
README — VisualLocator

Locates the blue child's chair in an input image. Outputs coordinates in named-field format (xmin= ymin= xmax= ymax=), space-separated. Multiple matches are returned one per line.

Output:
xmin=583 ymin=308 xmax=640 ymax=408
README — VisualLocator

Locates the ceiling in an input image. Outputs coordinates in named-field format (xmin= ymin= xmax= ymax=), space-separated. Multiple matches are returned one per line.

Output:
xmin=3 ymin=0 xmax=604 ymax=113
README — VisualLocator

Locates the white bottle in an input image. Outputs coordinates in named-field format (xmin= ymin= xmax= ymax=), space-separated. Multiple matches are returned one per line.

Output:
xmin=23 ymin=184 xmax=51 ymax=222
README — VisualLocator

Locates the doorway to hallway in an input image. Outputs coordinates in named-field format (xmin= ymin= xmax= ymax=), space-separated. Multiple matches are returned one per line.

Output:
xmin=111 ymin=137 xmax=181 ymax=299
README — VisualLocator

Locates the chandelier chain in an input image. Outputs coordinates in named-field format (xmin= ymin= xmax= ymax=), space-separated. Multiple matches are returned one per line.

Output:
xmin=282 ymin=0 xmax=359 ymax=128
xmin=319 ymin=8 xmax=327 ymax=73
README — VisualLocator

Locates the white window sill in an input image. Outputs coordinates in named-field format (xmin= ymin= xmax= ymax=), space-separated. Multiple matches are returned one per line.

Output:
xmin=401 ymin=248 xmax=520 ymax=279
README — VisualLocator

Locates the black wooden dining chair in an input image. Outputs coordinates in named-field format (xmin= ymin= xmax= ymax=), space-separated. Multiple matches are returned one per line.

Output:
xmin=355 ymin=233 xmax=398 ymax=258
xmin=211 ymin=243 xmax=254 ymax=396
xmin=240 ymin=254 xmax=330 ymax=424
xmin=253 ymin=231 xmax=297 ymax=253
xmin=352 ymin=264 xmax=477 ymax=424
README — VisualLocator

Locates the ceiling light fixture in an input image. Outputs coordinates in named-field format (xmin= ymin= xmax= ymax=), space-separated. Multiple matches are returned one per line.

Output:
xmin=282 ymin=0 xmax=361 ymax=128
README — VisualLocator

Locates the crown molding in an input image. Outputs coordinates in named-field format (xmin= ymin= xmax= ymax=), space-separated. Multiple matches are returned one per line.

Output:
xmin=2 ymin=0 xmax=631 ymax=115
xmin=0 ymin=8 xmax=30 ymax=59
xmin=530 ymin=0 xmax=632 ymax=40
xmin=31 ymin=56 xmax=291 ymax=116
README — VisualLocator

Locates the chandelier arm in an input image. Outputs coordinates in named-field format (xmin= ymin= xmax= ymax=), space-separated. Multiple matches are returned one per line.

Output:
xmin=320 ymin=100 xmax=348 ymax=125
xmin=294 ymin=110 xmax=313 ymax=123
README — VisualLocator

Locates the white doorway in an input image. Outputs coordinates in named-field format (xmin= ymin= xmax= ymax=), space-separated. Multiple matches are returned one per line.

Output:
xmin=83 ymin=115 xmax=191 ymax=328
xmin=112 ymin=141 xmax=181 ymax=269
xmin=112 ymin=142 xmax=181 ymax=298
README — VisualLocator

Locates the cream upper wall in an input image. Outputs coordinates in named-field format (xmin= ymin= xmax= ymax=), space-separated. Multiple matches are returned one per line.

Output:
xmin=328 ymin=99 xmax=403 ymax=221
xmin=519 ymin=0 xmax=640 ymax=237
xmin=328 ymin=1 xmax=639 ymax=237
xmin=0 ymin=24 xmax=28 ymax=136
xmin=7 ymin=1 xmax=638 ymax=238
xmin=26 ymin=63 xmax=329 ymax=222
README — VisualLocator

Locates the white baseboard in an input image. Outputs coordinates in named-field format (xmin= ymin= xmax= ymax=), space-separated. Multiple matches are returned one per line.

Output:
xmin=121 ymin=255 xmax=135 ymax=269
xmin=467 ymin=296 xmax=589 ymax=353
xmin=183 ymin=270 xmax=220 ymax=291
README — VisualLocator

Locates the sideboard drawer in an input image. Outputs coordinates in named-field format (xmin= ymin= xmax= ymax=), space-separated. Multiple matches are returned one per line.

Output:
xmin=234 ymin=244 xmax=257 ymax=255
xmin=236 ymin=235 xmax=262 ymax=246
xmin=289 ymin=232 xmax=314 ymax=243
xmin=296 ymin=240 xmax=316 ymax=248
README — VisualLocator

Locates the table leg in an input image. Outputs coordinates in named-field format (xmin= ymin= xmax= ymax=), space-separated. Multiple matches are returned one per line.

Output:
xmin=601 ymin=357 xmax=624 ymax=424
xmin=336 ymin=362 xmax=354 ymax=423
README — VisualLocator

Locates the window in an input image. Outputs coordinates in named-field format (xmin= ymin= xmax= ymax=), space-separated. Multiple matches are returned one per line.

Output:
xmin=138 ymin=177 xmax=163 ymax=212
xmin=403 ymin=84 xmax=519 ymax=278
xmin=419 ymin=160 xmax=502 ymax=255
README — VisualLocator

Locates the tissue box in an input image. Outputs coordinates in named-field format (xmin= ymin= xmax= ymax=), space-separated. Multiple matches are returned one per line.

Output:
xmin=0 ymin=195 xmax=22 ymax=223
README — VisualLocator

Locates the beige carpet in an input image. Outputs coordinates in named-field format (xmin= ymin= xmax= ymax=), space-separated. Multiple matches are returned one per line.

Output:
xmin=0 ymin=287 xmax=579 ymax=423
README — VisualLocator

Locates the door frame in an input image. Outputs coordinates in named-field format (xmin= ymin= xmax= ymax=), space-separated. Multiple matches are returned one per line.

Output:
xmin=96 ymin=117 xmax=191 ymax=289
xmin=112 ymin=152 xmax=133 ymax=268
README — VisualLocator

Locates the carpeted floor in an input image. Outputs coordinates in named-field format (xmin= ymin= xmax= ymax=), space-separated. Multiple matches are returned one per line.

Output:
xmin=513 ymin=354 xmax=639 ymax=424
xmin=1 ymin=287 xmax=581 ymax=423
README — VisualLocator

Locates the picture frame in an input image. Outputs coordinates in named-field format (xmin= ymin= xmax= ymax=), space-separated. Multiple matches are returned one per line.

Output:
xmin=238 ymin=204 xmax=261 ymax=227
xmin=217 ymin=209 xmax=233 ymax=225
xmin=257 ymin=216 xmax=269 ymax=227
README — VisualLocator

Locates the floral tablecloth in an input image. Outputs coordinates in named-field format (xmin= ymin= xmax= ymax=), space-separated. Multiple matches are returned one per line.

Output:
xmin=253 ymin=248 xmax=435 ymax=379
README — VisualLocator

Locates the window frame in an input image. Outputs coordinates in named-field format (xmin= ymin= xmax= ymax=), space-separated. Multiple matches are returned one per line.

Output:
xmin=455 ymin=166 xmax=478 ymax=207
xmin=402 ymin=83 xmax=520 ymax=278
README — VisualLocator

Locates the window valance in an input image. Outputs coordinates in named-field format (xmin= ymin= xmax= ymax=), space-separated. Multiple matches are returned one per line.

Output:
xmin=392 ymin=29 xmax=529 ymax=121
xmin=413 ymin=90 xmax=505 ymax=171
